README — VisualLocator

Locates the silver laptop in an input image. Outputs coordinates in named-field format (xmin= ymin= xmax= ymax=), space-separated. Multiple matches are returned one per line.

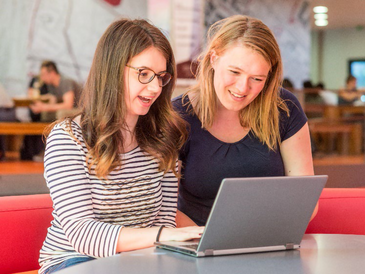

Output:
xmin=155 ymin=175 xmax=327 ymax=257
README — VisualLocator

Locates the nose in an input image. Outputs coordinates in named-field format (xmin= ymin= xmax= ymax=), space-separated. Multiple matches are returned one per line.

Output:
xmin=147 ymin=76 xmax=162 ymax=93
xmin=235 ymin=76 xmax=250 ymax=93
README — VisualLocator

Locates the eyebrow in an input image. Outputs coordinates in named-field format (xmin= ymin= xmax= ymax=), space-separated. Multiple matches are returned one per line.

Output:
xmin=228 ymin=66 xmax=268 ymax=77
xmin=134 ymin=65 xmax=167 ymax=73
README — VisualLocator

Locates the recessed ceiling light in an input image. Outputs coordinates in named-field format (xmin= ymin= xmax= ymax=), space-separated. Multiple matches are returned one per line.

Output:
xmin=313 ymin=6 xmax=328 ymax=13
xmin=315 ymin=19 xmax=328 ymax=27
xmin=314 ymin=13 xmax=328 ymax=20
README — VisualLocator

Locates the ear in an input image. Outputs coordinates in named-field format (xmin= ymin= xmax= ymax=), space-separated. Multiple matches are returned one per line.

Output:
xmin=210 ymin=50 xmax=218 ymax=69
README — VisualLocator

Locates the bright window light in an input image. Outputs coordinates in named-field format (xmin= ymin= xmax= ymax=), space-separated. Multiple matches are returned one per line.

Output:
xmin=315 ymin=19 xmax=328 ymax=26
xmin=313 ymin=6 xmax=328 ymax=13
xmin=314 ymin=13 xmax=328 ymax=20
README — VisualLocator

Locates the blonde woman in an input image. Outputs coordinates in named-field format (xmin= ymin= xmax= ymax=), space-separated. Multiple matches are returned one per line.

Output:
xmin=39 ymin=19 xmax=203 ymax=274
xmin=173 ymin=15 xmax=314 ymax=226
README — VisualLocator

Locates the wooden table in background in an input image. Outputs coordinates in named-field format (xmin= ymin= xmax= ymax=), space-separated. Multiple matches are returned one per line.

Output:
xmin=0 ymin=122 xmax=49 ymax=135
xmin=308 ymin=105 xmax=365 ymax=155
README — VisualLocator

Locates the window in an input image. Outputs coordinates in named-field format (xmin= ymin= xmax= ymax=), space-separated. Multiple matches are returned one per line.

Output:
xmin=349 ymin=59 xmax=365 ymax=88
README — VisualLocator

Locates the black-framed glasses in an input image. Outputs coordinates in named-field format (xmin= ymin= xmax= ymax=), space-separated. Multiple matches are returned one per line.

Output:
xmin=126 ymin=65 xmax=172 ymax=87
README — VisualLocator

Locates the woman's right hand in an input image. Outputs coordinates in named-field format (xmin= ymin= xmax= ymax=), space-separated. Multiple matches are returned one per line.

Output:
xmin=159 ymin=226 xmax=205 ymax=242
xmin=117 ymin=226 xmax=205 ymax=252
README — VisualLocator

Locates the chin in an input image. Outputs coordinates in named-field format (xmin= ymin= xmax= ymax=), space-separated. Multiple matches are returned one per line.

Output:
xmin=222 ymin=102 xmax=247 ymax=112
xmin=137 ymin=109 xmax=151 ymax=116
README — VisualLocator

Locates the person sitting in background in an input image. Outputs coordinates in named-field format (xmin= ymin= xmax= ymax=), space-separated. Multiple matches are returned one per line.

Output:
xmin=28 ymin=75 xmax=49 ymax=121
xmin=38 ymin=18 xmax=202 ymax=274
xmin=29 ymin=60 xmax=81 ymax=122
xmin=317 ymin=82 xmax=338 ymax=106
xmin=338 ymin=75 xmax=360 ymax=105
xmin=303 ymin=79 xmax=322 ymax=103
xmin=282 ymin=77 xmax=294 ymax=91
xmin=23 ymin=61 xmax=81 ymax=161
xmin=0 ymin=82 xmax=16 ymax=160
xmin=19 ymin=76 xmax=50 ymax=161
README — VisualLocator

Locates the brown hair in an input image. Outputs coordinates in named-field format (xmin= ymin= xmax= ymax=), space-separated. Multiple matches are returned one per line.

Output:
xmin=346 ymin=75 xmax=356 ymax=84
xmin=40 ymin=60 xmax=59 ymax=74
xmin=187 ymin=15 xmax=288 ymax=150
xmin=73 ymin=18 xmax=187 ymax=178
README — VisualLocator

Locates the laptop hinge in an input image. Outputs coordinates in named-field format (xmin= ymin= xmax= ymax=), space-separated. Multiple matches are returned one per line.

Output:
xmin=204 ymin=249 xmax=214 ymax=256
xmin=285 ymin=243 xmax=295 ymax=250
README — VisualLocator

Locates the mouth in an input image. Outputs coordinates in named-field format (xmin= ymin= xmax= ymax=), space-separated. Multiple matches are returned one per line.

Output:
xmin=138 ymin=95 xmax=153 ymax=104
xmin=228 ymin=90 xmax=246 ymax=98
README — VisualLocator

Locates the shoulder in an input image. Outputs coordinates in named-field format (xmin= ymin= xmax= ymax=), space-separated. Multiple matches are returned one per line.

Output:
xmin=279 ymin=88 xmax=299 ymax=103
xmin=278 ymin=88 xmax=307 ymax=140
xmin=60 ymin=76 xmax=78 ymax=90
xmin=279 ymin=88 xmax=303 ymax=112
xmin=172 ymin=94 xmax=192 ymax=115
xmin=48 ymin=119 xmax=84 ymax=142
xmin=172 ymin=94 xmax=186 ymax=109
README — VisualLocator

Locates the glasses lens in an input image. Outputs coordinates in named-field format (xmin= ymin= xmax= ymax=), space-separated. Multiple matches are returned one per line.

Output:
xmin=158 ymin=72 xmax=172 ymax=87
xmin=138 ymin=69 xmax=155 ymax=84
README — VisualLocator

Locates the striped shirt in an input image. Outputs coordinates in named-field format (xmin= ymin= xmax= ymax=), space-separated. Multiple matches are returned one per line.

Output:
xmin=39 ymin=120 xmax=178 ymax=273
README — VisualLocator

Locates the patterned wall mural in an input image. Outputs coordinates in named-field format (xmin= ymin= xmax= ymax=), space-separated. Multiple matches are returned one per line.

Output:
xmin=0 ymin=0 xmax=147 ymax=97
xmin=0 ymin=0 xmax=310 ymax=99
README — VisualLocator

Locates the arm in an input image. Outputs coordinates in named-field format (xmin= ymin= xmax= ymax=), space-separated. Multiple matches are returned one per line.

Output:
xmin=176 ymin=209 xmax=197 ymax=227
xmin=175 ymin=160 xmax=197 ymax=227
xmin=280 ymin=122 xmax=314 ymax=176
xmin=339 ymin=89 xmax=360 ymax=102
xmin=47 ymin=126 xmax=202 ymax=256
xmin=280 ymin=122 xmax=318 ymax=220
xmin=152 ymin=163 xmax=180 ymax=228
xmin=30 ymin=90 xmax=74 ymax=113
xmin=45 ymin=124 xmax=121 ymax=258
xmin=116 ymin=164 xmax=202 ymax=252
xmin=116 ymin=226 xmax=203 ymax=252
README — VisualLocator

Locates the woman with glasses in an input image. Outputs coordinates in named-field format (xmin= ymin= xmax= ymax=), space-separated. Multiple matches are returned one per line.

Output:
xmin=39 ymin=18 xmax=203 ymax=274
xmin=173 ymin=15 xmax=314 ymax=226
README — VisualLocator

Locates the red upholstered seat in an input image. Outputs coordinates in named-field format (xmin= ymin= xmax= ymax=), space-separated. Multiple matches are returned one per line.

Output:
xmin=0 ymin=194 xmax=53 ymax=274
xmin=1 ymin=189 xmax=364 ymax=273
xmin=306 ymin=188 xmax=365 ymax=235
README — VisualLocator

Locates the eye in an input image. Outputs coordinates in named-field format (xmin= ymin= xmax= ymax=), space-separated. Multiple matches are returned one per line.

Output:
xmin=252 ymin=77 xmax=264 ymax=82
xmin=229 ymin=70 xmax=240 ymax=75
xmin=139 ymin=71 xmax=149 ymax=77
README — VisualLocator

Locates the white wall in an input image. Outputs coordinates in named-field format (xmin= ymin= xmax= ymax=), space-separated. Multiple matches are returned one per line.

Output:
xmin=311 ymin=27 xmax=365 ymax=90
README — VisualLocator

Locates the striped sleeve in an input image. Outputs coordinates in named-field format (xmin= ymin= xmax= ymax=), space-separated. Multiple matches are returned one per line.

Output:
xmin=44 ymin=124 xmax=122 ymax=258
xmin=152 ymin=161 xmax=178 ymax=228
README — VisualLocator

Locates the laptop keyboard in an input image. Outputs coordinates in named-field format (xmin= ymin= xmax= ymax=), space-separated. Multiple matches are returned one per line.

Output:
xmin=180 ymin=243 xmax=199 ymax=250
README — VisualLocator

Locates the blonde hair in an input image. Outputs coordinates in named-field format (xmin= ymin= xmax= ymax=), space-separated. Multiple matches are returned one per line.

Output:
xmin=49 ymin=18 xmax=187 ymax=178
xmin=188 ymin=15 xmax=288 ymax=150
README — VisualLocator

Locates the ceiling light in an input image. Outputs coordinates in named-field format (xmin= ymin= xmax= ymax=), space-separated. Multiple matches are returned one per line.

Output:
xmin=313 ymin=6 xmax=328 ymax=13
xmin=314 ymin=13 xmax=328 ymax=20
xmin=315 ymin=19 xmax=328 ymax=27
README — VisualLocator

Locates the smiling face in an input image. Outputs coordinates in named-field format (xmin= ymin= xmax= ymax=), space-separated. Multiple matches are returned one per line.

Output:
xmin=124 ymin=46 xmax=167 ymax=125
xmin=211 ymin=45 xmax=271 ymax=113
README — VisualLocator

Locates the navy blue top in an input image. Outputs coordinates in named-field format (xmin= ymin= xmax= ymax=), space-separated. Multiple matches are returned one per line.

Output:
xmin=172 ymin=89 xmax=307 ymax=226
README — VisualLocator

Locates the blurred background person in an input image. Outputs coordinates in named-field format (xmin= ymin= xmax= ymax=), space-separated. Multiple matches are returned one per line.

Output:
xmin=21 ymin=60 xmax=81 ymax=161
xmin=0 ymin=82 xmax=16 ymax=160
xmin=28 ymin=74 xmax=49 ymax=121
xmin=29 ymin=60 xmax=81 ymax=122
xmin=338 ymin=75 xmax=360 ymax=105
xmin=20 ymin=74 xmax=49 ymax=161
xmin=282 ymin=77 xmax=294 ymax=91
